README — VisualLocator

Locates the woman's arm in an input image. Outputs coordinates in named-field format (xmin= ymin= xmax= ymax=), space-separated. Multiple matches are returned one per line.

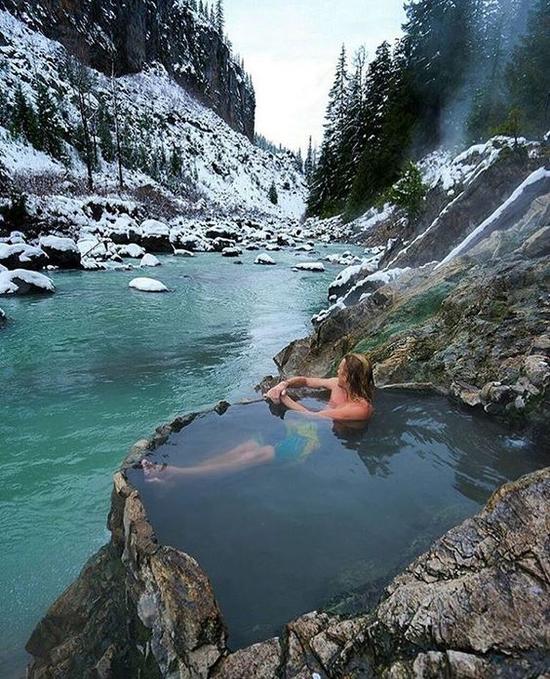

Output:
xmin=280 ymin=392 xmax=372 ymax=421
xmin=266 ymin=376 xmax=337 ymax=402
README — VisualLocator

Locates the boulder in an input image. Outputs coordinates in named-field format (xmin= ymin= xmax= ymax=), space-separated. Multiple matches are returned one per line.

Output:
xmin=0 ymin=307 xmax=5 ymax=326
xmin=0 ymin=269 xmax=55 ymax=295
xmin=129 ymin=277 xmax=168 ymax=293
xmin=255 ymin=254 xmax=276 ymax=265
xmin=140 ymin=253 xmax=161 ymax=267
xmin=139 ymin=219 xmax=172 ymax=253
xmin=0 ymin=243 xmax=48 ymax=271
xmin=522 ymin=225 xmax=550 ymax=258
xmin=221 ymin=247 xmax=242 ymax=258
xmin=39 ymin=236 xmax=81 ymax=269
xmin=292 ymin=262 xmax=325 ymax=272
xmin=116 ymin=243 xmax=145 ymax=259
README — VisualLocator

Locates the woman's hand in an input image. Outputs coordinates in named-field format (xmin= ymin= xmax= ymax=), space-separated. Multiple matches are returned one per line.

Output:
xmin=265 ymin=381 xmax=287 ymax=403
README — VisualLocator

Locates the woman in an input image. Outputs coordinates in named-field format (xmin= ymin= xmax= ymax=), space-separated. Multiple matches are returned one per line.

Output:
xmin=265 ymin=352 xmax=374 ymax=421
xmin=142 ymin=353 xmax=374 ymax=480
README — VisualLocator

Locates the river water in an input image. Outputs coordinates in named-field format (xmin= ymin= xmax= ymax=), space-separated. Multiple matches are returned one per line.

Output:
xmin=0 ymin=245 xmax=357 ymax=675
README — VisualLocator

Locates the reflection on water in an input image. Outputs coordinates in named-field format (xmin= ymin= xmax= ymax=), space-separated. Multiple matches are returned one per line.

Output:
xmin=129 ymin=391 xmax=544 ymax=651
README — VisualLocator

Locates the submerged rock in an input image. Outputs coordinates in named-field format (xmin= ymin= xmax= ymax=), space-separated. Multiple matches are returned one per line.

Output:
xmin=129 ymin=277 xmax=168 ymax=293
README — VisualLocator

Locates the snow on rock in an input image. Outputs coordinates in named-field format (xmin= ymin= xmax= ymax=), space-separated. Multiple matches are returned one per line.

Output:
xmin=116 ymin=244 xmax=145 ymax=259
xmin=173 ymin=249 xmax=194 ymax=257
xmin=436 ymin=166 xmax=550 ymax=269
xmin=0 ymin=269 xmax=55 ymax=295
xmin=324 ymin=251 xmax=361 ymax=266
xmin=140 ymin=254 xmax=161 ymax=267
xmin=294 ymin=244 xmax=314 ymax=252
xmin=328 ymin=261 xmax=376 ymax=299
xmin=38 ymin=236 xmax=78 ymax=253
xmin=0 ymin=307 xmax=5 ymax=325
xmin=129 ymin=277 xmax=169 ymax=293
xmin=140 ymin=219 xmax=170 ymax=237
xmin=293 ymin=262 xmax=325 ymax=272
xmin=221 ymin=247 xmax=242 ymax=257
xmin=38 ymin=235 xmax=80 ymax=269
xmin=0 ymin=243 xmax=48 ymax=270
xmin=255 ymin=254 xmax=276 ymax=265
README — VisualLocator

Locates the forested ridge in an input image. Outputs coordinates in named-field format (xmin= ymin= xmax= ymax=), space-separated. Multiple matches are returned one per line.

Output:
xmin=308 ymin=0 xmax=550 ymax=220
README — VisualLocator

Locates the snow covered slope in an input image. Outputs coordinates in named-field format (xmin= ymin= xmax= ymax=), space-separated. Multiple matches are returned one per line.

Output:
xmin=0 ymin=11 xmax=306 ymax=219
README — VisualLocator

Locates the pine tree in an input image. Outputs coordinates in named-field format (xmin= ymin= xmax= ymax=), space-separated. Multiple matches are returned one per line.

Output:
xmin=170 ymin=145 xmax=183 ymax=176
xmin=304 ymin=136 xmax=314 ymax=185
xmin=216 ymin=0 xmax=224 ymax=34
xmin=508 ymin=0 xmax=550 ymax=137
xmin=11 ymin=84 xmax=39 ymax=146
xmin=307 ymin=45 xmax=349 ymax=217
xmin=268 ymin=181 xmax=278 ymax=205
xmin=97 ymin=98 xmax=115 ymax=163
xmin=35 ymin=77 xmax=64 ymax=159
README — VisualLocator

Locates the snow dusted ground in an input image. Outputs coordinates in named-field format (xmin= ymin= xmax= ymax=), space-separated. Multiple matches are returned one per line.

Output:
xmin=0 ymin=11 xmax=306 ymax=219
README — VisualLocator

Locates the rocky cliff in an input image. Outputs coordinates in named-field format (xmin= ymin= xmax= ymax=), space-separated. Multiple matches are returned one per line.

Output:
xmin=283 ymin=141 xmax=550 ymax=441
xmin=25 ymin=404 xmax=550 ymax=677
xmin=0 ymin=0 xmax=255 ymax=139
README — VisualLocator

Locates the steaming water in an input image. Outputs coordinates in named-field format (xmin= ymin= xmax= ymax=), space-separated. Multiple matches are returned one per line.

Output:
xmin=129 ymin=395 xmax=544 ymax=650
xmin=0 ymin=245 xmax=358 ymax=676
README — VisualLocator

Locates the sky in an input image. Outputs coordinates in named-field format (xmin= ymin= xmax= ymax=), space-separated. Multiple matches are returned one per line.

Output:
xmin=225 ymin=0 xmax=406 ymax=153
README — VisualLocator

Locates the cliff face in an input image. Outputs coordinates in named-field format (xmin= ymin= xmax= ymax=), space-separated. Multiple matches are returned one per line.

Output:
xmin=0 ymin=0 xmax=255 ymax=139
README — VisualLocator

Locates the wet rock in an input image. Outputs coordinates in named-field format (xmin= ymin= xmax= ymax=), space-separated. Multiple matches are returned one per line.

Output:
xmin=0 ymin=307 xmax=5 ymax=326
xmin=450 ymin=380 xmax=482 ymax=407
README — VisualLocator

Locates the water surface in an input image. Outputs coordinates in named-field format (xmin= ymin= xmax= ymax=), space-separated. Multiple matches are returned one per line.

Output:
xmin=129 ymin=393 xmax=544 ymax=650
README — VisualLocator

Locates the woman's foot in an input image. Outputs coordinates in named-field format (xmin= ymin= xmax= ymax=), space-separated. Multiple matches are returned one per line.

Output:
xmin=141 ymin=459 xmax=167 ymax=483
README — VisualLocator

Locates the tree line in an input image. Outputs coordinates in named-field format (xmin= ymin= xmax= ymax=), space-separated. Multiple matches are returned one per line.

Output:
xmin=308 ymin=0 xmax=550 ymax=220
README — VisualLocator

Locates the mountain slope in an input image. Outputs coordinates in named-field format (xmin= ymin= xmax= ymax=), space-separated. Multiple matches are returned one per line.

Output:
xmin=0 ymin=0 xmax=255 ymax=138
xmin=0 ymin=10 xmax=306 ymax=221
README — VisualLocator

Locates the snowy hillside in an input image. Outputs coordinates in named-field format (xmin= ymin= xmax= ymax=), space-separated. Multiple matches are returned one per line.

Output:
xmin=0 ymin=11 xmax=306 ymax=220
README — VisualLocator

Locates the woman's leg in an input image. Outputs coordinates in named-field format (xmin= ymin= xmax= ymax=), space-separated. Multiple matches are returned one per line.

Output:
xmin=142 ymin=441 xmax=275 ymax=481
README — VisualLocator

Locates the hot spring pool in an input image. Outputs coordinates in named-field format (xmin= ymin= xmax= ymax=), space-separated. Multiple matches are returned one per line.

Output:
xmin=128 ymin=391 xmax=544 ymax=650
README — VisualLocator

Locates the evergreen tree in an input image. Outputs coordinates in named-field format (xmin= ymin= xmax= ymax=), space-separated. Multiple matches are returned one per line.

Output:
xmin=268 ymin=181 xmax=278 ymax=205
xmin=308 ymin=44 xmax=349 ymax=217
xmin=385 ymin=162 xmax=427 ymax=219
xmin=403 ymin=0 xmax=474 ymax=149
xmin=304 ymin=136 xmax=314 ymax=185
xmin=508 ymin=0 xmax=550 ymax=136
xmin=35 ymin=77 xmax=64 ymax=158
xmin=170 ymin=145 xmax=183 ymax=176
xmin=216 ymin=0 xmax=225 ymax=34
xmin=11 ymin=84 xmax=39 ymax=146
xmin=345 ymin=40 xmax=416 ymax=219
xmin=97 ymin=98 xmax=115 ymax=163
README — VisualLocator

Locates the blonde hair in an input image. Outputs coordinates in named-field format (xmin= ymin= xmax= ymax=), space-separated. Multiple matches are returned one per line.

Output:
xmin=343 ymin=353 xmax=374 ymax=402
